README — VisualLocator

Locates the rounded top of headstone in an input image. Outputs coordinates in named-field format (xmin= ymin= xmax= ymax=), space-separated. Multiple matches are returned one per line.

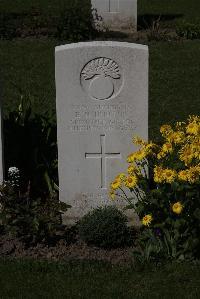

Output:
xmin=55 ymin=41 xmax=148 ymax=53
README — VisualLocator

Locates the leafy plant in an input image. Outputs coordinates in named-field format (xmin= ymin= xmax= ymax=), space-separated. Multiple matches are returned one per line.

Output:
xmin=4 ymin=95 xmax=58 ymax=198
xmin=143 ymin=15 xmax=170 ymax=41
xmin=110 ymin=115 xmax=200 ymax=261
xmin=56 ymin=0 xmax=100 ymax=42
xmin=77 ymin=206 xmax=133 ymax=249
xmin=133 ymin=228 xmax=165 ymax=267
xmin=0 ymin=181 xmax=70 ymax=244
xmin=176 ymin=21 xmax=200 ymax=39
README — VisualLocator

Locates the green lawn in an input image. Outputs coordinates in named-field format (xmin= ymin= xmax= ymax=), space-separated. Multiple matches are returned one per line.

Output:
xmin=0 ymin=0 xmax=199 ymax=23
xmin=0 ymin=0 xmax=66 ymax=14
xmin=138 ymin=0 xmax=200 ymax=24
xmin=0 ymin=2 xmax=200 ymax=298
xmin=1 ymin=38 xmax=200 ymax=138
xmin=0 ymin=0 xmax=200 ymax=136
xmin=149 ymin=40 xmax=200 ymax=140
xmin=0 ymin=259 xmax=200 ymax=298
xmin=0 ymin=38 xmax=58 ymax=120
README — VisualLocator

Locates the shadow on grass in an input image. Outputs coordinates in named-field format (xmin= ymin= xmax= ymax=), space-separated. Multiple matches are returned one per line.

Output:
xmin=138 ymin=13 xmax=184 ymax=30
xmin=0 ymin=259 xmax=200 ymax=298
xmin=100 ymin=30 xmax=129 ymax=39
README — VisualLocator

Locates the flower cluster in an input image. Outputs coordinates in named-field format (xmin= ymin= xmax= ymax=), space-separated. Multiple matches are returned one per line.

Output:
xmin=110 ymin=115 xmax=200 ymax=229
xmin=109 ymin=137 xmax=157 ymax=201
xmin=8 ymin=166 xmax=20 ymax=187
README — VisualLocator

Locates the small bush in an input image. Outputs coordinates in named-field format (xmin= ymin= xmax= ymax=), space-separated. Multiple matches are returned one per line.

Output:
xmin=146 ymin=16 xmax=170 ymax=41
xmin=56 ymin=0 xmax=99 ymax=41
xmin=0 ymin=181 xmax=70 ymax=244
xmin=77 ymin=206 xmax=133 ymax=249
xmin=176 ymin=21 xmax=200 ymax=39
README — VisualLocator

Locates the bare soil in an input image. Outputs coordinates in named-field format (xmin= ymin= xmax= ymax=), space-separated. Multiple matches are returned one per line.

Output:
xmin=0 ymin=234 xmax=134 ymax=265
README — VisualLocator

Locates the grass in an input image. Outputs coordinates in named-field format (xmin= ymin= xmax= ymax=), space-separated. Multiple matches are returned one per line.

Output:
xmin=0 ymin=0 xmax=199 ymax=22
xmin=0 ymin=259 xmax=200 ymax=298
xmin=149 ymin=40 xmax=200 ymax=140
xmin=0 ymin=2 xmax=200 ymax=297
xmin=138 ymin=0 xmax=200 ymax=24
xmin=1 ymin=38 xmax=200 ymax=138
xmin=0 ymin=0 xmax=200 ymax=137
xmin=0 ymin=0 xmax=67 ymax=14
xmin=0 ymin=38 xmax=58 ymax=120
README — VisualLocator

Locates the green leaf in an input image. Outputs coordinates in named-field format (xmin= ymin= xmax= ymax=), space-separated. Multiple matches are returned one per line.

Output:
xmin=123 ymin=204 xmax=135 ymax=210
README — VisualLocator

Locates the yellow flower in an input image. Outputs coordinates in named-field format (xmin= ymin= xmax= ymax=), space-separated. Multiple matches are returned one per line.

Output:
xmin=110 ymin=178 xmax=121 ymax=190
xmin=157 ymin=143 xmax=173 ymax=160
xmin=172 ymin=202 xmax=183 ymax=214
xmin=163 ymin=168 xmax=177 ymax=183
xmin=192 ymin=141 xmax=200 ymax=159
xmin=109 ymin=189 xmax=115 ymax=200
xmin=127 ymin=152 xmax=136 ymax=163
xmin=162 ymin=143 xmax=173 ymax=153
xmin=188 ymin=115 xmax=200 ymax=123
xmin=186 ymin=122 xmax=200 ymax=135
xmin=157 ymin=150 xmax=167 ymax=160
xmin=160 ymin=124 xmax=172 ymax=137
xmin=178 ymin=170 xmax=188 ymax=182
xmin=127 ymin=150 xmax=146 ymax=163
xmin=154 ymin=166 xmax=176 ymax=184
xmin=179 ymin=146 xmax=194 ymax=166
xmin=142 ymin=214 xmax=153 ymax=226
xmin=125 ymin=175 xmax=137 ymax=189
xmin=132 ymin=136 xmax=146 ymax=146
xmin=127 ymin=164 xmax=142 ymax=176
xmin=143 ymin=142 xmax=157 ymax=156
xmin=134 ymin=150 xmax=146 ymax=161
xmin=167 ymin=131 xmax=185 ymax=144
xmin=127 ymin=164 xmax=136 ymax=174
xmin=115 ymin=173 xmax=126 ymax=182
xmin=154 ymin=166 xmax=165 ymax=183
xmin=187 ymin=166 xmax=200 ymax=184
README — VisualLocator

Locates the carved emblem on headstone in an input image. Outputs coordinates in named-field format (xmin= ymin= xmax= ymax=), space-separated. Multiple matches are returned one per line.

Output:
xmin=81 ymin=57 xmax=123 ymax=100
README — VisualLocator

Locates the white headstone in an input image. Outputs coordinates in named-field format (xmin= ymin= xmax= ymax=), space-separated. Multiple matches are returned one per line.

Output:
xmin=92 ymin=0 xmax=137 ymax=31
xmin=55 ymin=41 xmax=148 ymax=223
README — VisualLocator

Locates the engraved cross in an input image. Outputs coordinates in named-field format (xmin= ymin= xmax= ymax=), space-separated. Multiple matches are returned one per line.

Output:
xmin=108 ymin=0 xmax=119 ymax=13
xmin=85 ymin=134 xmax=121 ymax=189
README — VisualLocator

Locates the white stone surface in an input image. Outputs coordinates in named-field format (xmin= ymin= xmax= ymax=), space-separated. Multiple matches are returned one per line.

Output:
xmin=55 ymin=41 xmax=148 ymax=223
xmin=92 ymin=0 xmax=137 ymax=31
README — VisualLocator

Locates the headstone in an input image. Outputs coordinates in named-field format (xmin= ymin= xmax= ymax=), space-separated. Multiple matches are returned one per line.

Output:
xmin=55 ymin=41 xmax=148 ymax=223
xmin=92 ymin=0 xmax=137 ymax=31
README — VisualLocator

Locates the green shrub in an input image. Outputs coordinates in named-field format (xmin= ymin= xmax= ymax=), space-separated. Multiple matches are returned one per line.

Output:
xmin=4 ymin=96 xmax=58 ymax=198
xmin=0 ymin=3 xmax=100 ymax=40
xmin=176 ymin=21 xmax=200 ymax=39
xmin=0 ymin=10 xmax=51 ymax=39
xmin=56 ymin=0 xmax=99 ymax=42
xmin=77 ymin=206 xmax=133 ymax=249
xmin=146 ymin=16 xmax=170 ymax=41
xmin=0 ymin=181 xmax=70 ymax=244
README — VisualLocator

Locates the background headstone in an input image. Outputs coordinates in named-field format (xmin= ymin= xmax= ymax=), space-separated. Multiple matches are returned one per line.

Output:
xmin=92 ymin=0 xmax=137 ymax=31
xmin=55 ymin=41 xmax=148 ymax=223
